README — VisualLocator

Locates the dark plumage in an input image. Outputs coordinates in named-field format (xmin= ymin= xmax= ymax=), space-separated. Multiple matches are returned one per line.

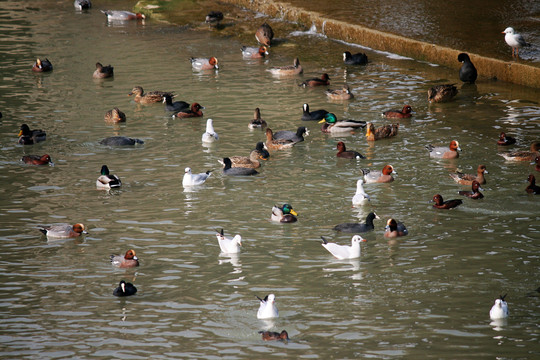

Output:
xmin=458 ymin=53 xmax=477 ymax=84
xmin=458 ymin=180 xmax=484 ymax=199
xmin=259 ymin=330 xmax=289 ymax=341
xmin=255 ymin=22 xmax=274 ymax=46
xmin=273 ymin=126 xmax=309 ymax=143
xmin=382 ymin=105 xmax=413 ymax=118
xmin=222 ymin=157 xmax=258 ymax=176
xmin=301 ymin=103 xmax=328 ymax=121
xmin=21 ymin=154 xmax=54 ymax=166
xmin=173 ymin=103 xmax=204 ymax=118
xmin=32 ymin=58 xmax=53 ymax=72
xmin=163 ymin=95 xmax=189 ymax=112
xmin=113 ymin=280 xmax=137 ymax=297
xmin=300 ymin=73 xmax=330 ymax=87
xmin=93 ymin=62 xmax=114 ymax=79
xmin=432 ymin=194 xmax=463 ymax=209
xmin=365 ymin=122 xmax=399 ymax=141
xmin=336 ymin=141 xmax=365 ymax=159
xmin=497 ymin=132 xmax=516 ymax=146
xmin=526 ymin=174 xmax=540 ymax=194
xmin=100 ymin=136 xmax=144 ymax=146
xmin=205 ymin=11 xmax=223 ymax=24
xmin=18 ymin=124 xmax=46 ymax=144
xmin=333 ymin=212 xmax=380 ymax=233
xmin=343 ymin=51 xmax=368 ymax=65
xmin=428 ymin=84 xmax=458 ymax=103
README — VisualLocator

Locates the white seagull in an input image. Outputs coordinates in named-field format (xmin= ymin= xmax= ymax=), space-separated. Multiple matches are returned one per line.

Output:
xmin=321 ymin=235 xmax=367 ymax=260
xmin=202 ymin=118 xmax=219 ymax=143
xmin=256 ymin=294 xmax=279 ymax=319
xmin=182 ymin=167 xmax=211 ymax=187
xmin=215 ymin=229 xmax=242 ymax=254
xmin=502 ymin=27 xmax=530 ymax=58
xmin=352 ymin=179 xmax=370 ymax=206
xmin=489 ymin=294 xmax=509 ymax=320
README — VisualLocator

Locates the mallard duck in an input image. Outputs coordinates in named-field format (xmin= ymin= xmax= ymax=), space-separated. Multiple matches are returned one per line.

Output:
xmin=113 ymin=280 xmax=137 ymax=297
xmin=93 ymin=62 xmax=114 ymax=79
xmin=336 ymin=141 xmax=365 ymax=159
xmin=38 ymin=223 xmax=88 ymax=239
xmin=499 ymin=142 xmax=540 ymax=161
xmin=431 ymin=194 xmax=463 ymax=209
xmin=241 ymin=46 xmax=268 ymax=59
xmin=426 ymin=140 xmax=461 ymax=159
xmin=300 ymin=73 xmax=330 ymax=87
xmin=325 ymin=85 xmax=354 ymax=100
xmin=215 ymin=229 xmax=242 ymax=254
xmin=450 ymin=165 xmax=488 ymax=185
xmin=255 ymin=22 xmax=274 ymax=47
xmin=96 ymin=165 xmax=121 ymax=190
xmin=104 ymin=107 xmax=126 ymax=123
xmin=226 ymin=143 xmax=269 ymax=169
xmin=110 ymin=249 xmax=139 ymax=268
xmin=428 ymin=84 xmax=458 ymax=103
xmin=267 ymin=57 xmax=303 ymax=76
xmin=458 ymin=181 xmax=484 ymax=199
xmin=319 ymin=113 xmax=366 ymax=133
xmin=458 ymin=53 xmax=477 ymax=84
xmin=129 ymin=86 xmax=174 ymax=104
xmin=182 ymin=167 xmax=211 ymax=187
xmin=271 ymin=204 xmax=298 ymax=223
xmin=265 ymin=128 xmax=295 ymax=150
xmin=384 ymin=219 xmax=408 ymax=238
xmin=248 ymin=108 xmax=267 ymax=129
xmin=101 ymin=10 xmax=145 ymax=21
xmin=259 ymin=330 xmax=289 ymax=341
xmin=190 ymin=57 xmax=218 ymax=70
xmin=365 ymin=122 xmax=399 ymax=141
xmin=343 ymin=51 xmax=368 ymax=65
xmin=32 ymin=58 xmax=53 ymax=72
xmin=273 ymin=126 xmax=309 ymax=143
xmin=21 ymin=154 xmax=54 ymax=166
xmin=321 ymin=235 xmax=366 ymax=259
xmin=382 ymin=105 xmax=413 ymax=118
xmin=18 ymin=124 xmax=46 ymax=144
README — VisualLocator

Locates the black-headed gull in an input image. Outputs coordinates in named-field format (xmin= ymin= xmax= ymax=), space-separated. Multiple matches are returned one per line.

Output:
xmin=215 ymin=229 xmax=242 ymax=254
xmin=202 ymin=118 xmax=219 ymax=143
xmin=182 ymin=167 xmax=211 ymax=187
xmin=489 ymin=294 xmax=509 ymax=320
xmin=502 ymin=27 xmax=530 ymax=58
xmin=352 ymin=179 xmax=370 ymax=206
xmin=256 ymin=294 xmax=278 ymax=319
xmin=321 ymin=235 xmax=367 ymax=259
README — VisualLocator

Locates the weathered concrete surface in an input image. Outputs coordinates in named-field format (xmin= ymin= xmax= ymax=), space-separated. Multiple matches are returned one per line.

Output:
xmin=220 ymin=0 xmax=540 ymax=89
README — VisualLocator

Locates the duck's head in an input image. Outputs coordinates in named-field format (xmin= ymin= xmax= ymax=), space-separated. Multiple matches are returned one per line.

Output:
xmin=18 ymin=124 xmax=30 ymax=136
xmin=100 ymin=165 xmax=110 ymax=175
xmin=365 ymin=122 xmax=374 ymax=137
xmin=319 ymin=113 xmax=337 ymax=124
xmin=281 ymin=204 xmax=297 ymax=216
xmin=449 ymin=140 xmax=461 ymax=152
xmin=73 ymin=223 xmax=88 ymax=234
xmin=124 ymin=249 xmax=138 ymax=261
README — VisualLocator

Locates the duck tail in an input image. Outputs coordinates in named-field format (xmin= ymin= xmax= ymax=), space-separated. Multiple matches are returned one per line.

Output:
xmin=361 ymin=168 xmax=370 ymax=176
xmin=38 ymin=227 xmax=47 ymax=235
xmin=320 ymin=236 xmax=328 ymax=244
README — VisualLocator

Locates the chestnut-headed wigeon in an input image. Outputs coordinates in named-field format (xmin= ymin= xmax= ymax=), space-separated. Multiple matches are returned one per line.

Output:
xmin=450 ymin=165 xmax=488 ymax=185
xmin=431 ymin=194 xmax=463 ymax=209
xmin=382 ymin=105 xmax=413 ymax=118
xmin=362 ymin=165 xmax=396 ymax=183
xmin=110 ymin=249 xmax=139 ymax=268
xmin=426 ymin=140 xmax=461 ymax=159
xmin=241 ymin=46 xmax=268 ymax=59
xmin=38 ymin=223 xmax=88 ymax=239
xmin=190 ymin=57 xmax=218 ymax=70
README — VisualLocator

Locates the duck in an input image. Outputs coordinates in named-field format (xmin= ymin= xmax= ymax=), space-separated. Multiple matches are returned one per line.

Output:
xmin=248 ymin=108 xmax=267 ymax=129
xmin=384 ymin=219 xmax=408 ymax=238
xmin=458 ymin=53 xmax=477 ymax=84
xmin=382 ymin=105 xmax=413 ymax=118
xmin=336 ymin=141 xmax=365 ymax=159
xmin=426 ymin=140 xmax=461 ymax=159
xmin=362 ymin=165 xmax=396 ymax=183
xmin=215 ymin=229 xmax=242 ymax=254
xmin=450 ymin=165 xmax=488 ymax=185
xmin=21 ymin=154 xmax=54 ymax=166
xmin=489 ymin=294 xmax=509 ymax=319
xmin=74 ymin=0 xmax=91 ymax=10
xmin=104 ymin=107 xmax=126 ymax=123
xmin=110 ymin=249 xmax=139 ymax=268
xmin=352 ymin=179 xmax=370 ymax=206
xmin=526 ymin=174 xmax=540 ymax=194
xmin=365 ymin=122 xmax=399 ymax=141
xmin=428 ymin=84 xmax=458 ymax=103
xmin=221 ymin=157 xmax=258 ymax=176
xmin=163 ymin=95 xmax=189 ymax=112
xmin=190 ymin=57 xmax=218 ymax=70
xmin=259 ymin=330 xmax=289 ymax=341
xmin=38 ymin=223 xmax=88 ymax=239
xmin=273 ymin=126 xmax=309 ymax=143
xmin=256 ymin=294 xmax=278 ymax=319
xmin=255 ymin=22 xmax=274 ymax=47
xmin=431 ymin=194 xmax=463 ymax=209
xmin=96 ymin=165 xmax=122 ymax=190
xmin=499 ymin=142 xmax=540 ymax=161
xmin=113 ymin=280 xmax=137 ymax=297
xmin=343 ymin=51 xmax=368 ymax=65
xmin=319 ymin=113 xmax=366 ymax=134
xmin=271 ymin=204 xmax=298 ymax=223
xmin=533 ymin=156 xmax=540 ymax=172
xmin=93 ymin=62 xmax=114 ymax=79
xmin=267 ymin=57 xmax=303 ymax=76
xmin=205 ymin=11 xmax=223 ymax=25
xmin=182 ymin=167 xmax=211 ymax=187
xmin=300 ymin=73 xmax=330 ymax=87
xmin=321 ymin=235 xmax=366 ymax=260
xmin=128 ymin=86 xmax=174 ymax=104
xmin=325 ymin=85 xmax=354 ymax=100
xmin=202 ymin=119 xmax=219 ymax=143
xmin=502 ymin=27 xmax=530 ymax=58
xmin=301 ymin=103 xmax=328 ymax=121
xmin=101 ymin=10 xmax=145 ymax=21
xmin=265 ymin=128 xmax=295 ymax=150
xmin=226 ymin=143 xmax=269 ymax=169
xmin=18 ymin=124 xmax=46 ymax=144
xmin=100 ymin=136 xmax=144 ymax=146
xmin=241 ymin=45 xmax=268 ymax=59
xmin=173 ymin=103 xmax=204 ymax=118
xmin=32 ymin=58 xmax=53 ymax=72
xmin=333 ymin=212 xmax=380 ymax=233
xmin=458 ymin=180 xmax=484 ymax=199
xmin=497 ymin=132 xmax=516 ymax=146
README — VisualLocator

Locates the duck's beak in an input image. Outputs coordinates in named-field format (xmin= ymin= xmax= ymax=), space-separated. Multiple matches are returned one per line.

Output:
xmin=18 ymin=130 xmax=23 ymax=136
xmin=290 ymin=209 xmax=298 ymax=216
xmin=318 ymin=119 xmax=326 ymax=124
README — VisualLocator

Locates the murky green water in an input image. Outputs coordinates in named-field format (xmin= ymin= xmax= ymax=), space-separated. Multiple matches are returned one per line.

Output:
xmin=0 ymin=0 xmax=539 ymax=358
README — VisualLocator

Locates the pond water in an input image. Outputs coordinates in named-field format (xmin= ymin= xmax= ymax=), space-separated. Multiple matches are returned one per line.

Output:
xmin=0 ymin=0 xmax=539 ymax=359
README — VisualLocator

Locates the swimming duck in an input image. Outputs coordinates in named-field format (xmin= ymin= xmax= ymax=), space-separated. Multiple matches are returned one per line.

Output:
xmin=205 ymin=11 xmax=223 ymax=25
xmin=182 ymin=167 xmax=211 ymax=187
xmin=352 ymin=179 xmax=370 ymax=206
xmin=333 ymin=212 xmax=380 ymax=233
xmin=301 ymin=103 xmax=328 ymax=121
xmin=255 ymin=22 xmax=274 ymax=47
xmin=365 ymin=122 xmax=399 ymax=141
xmin=110 ymin=249 xmax=139 ymax=268
xmin=100 ymin=136 xmax=144 ymax=146
xmin=325 ymin=85 xmax=354 ymax=100
xmin=256 ymin=294 xmax=278 ymax=319
xmin=18 ymin=124 xmax=46 ymax=144
xmin=21 ymin=154 xmax=54 ymax=166
xmin=502 ymin=27 xmax=530 ymax=58
xmin=450 ymin=165 xmax=488 ymax=185
xmin=533 ymin=156 xmax=540 ymax=172
xmin=458 ymin=180 xmax=484 ymax=199
xmin=428 ymin=84 xmax=458 ymax=103
xmin=241 ymin=46 xmax=268 ymax=59
xmin=300 ymin=73 xmax=330 ymax=87
xmin=163 ymin=95 xmax=189 ymax=112
xmin=38 ymin=223 xmax=88 ymax=239
xmin=129 ymin=86 xmax=174 ymax=104
xmin=101 ymin=10 xmax=145 ymax=21
xmin=93 ymin=62 xmax=114 ymax=79
xmin=226 ymin=143 xmax=269 ymax=169
xmin=221 ymin=157 xmax=258 ymax=176
xmin=382 ymin=105 xmax=413 ymax=118
xmin=336 ymin=141 xmax=365 ymax=159
xmin=499 ymin=142 xmax=540 ymax=161
xmin=321 ymin=235 xmax=366 ymax=260
xmin=431 ymin=194 xmax=463 ymax=209
xmin=526 ymin=174 xmax=540 ymax=194
xmin=173 ymin=103 xmax=204 ymax=118
xmin=458 ymin=53 xmax=477 ymax=84
xmin=74 ymin=0 xmax=91 ymax=10
xmin=265 ymin=128 xmax=295 ymax=150
xmin=215 ymin=229 xmax=242 ymax=254
xmin=259 ymin=330 xmax=289 ymax=341
xmin=32 ymin=58 xmax=53 ymax=72
xmin=362 ymin=165 xmax=396 ymax=183
xmin=319 ymin=113 xmax=366 ymax=133
xmin=248 ymin=108 xmax=267 ymax=129
xmin=113 ymin=280 xmax=137 ymax=297
xmin=190 ymin=57 xmax=219 ymax=70
xmin=96 ymin=165 xmax=121 ymax=190
xmin=489 ymin=294 xmax=509 ymax=319
xmin=267 ymin=57 xmax=303 ymax=76
xmin=343 ymin=51 xmax=368 ymax=65
xmin=426 ymin=140 xmax=461 ymax=159
xmin=273 ymin=126 xmax=309 ymax=143
xmin=104 ymin=107 xmax=126 ymax=123
xmin=202 ymin=119 xmax=219 ymax=143
xmin=384 ymin=219 xmax=408 ymax=238
xmin=271 ymin=204 xmax=298 ymax=223
xmin=497 ymin=132 xmax=516 ymax=146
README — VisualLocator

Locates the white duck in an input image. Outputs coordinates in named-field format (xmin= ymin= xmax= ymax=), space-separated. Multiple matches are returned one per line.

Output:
xmin=256 ymin=293 xmax=279 ymax=319
xmin=182 ymin=167 xmax=211 ymax=187
xmin=352 ymin=179 xmax=370 ymax=206
xmin=489 ymin=294 xmax=509 ymax=320
xmin=215 ymin=229 xmax=242 ymax=254
xmin=202 ymin=118 xmax=219 ymax=143
xmin=321 ymin=235 xmax=367 ymax=259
